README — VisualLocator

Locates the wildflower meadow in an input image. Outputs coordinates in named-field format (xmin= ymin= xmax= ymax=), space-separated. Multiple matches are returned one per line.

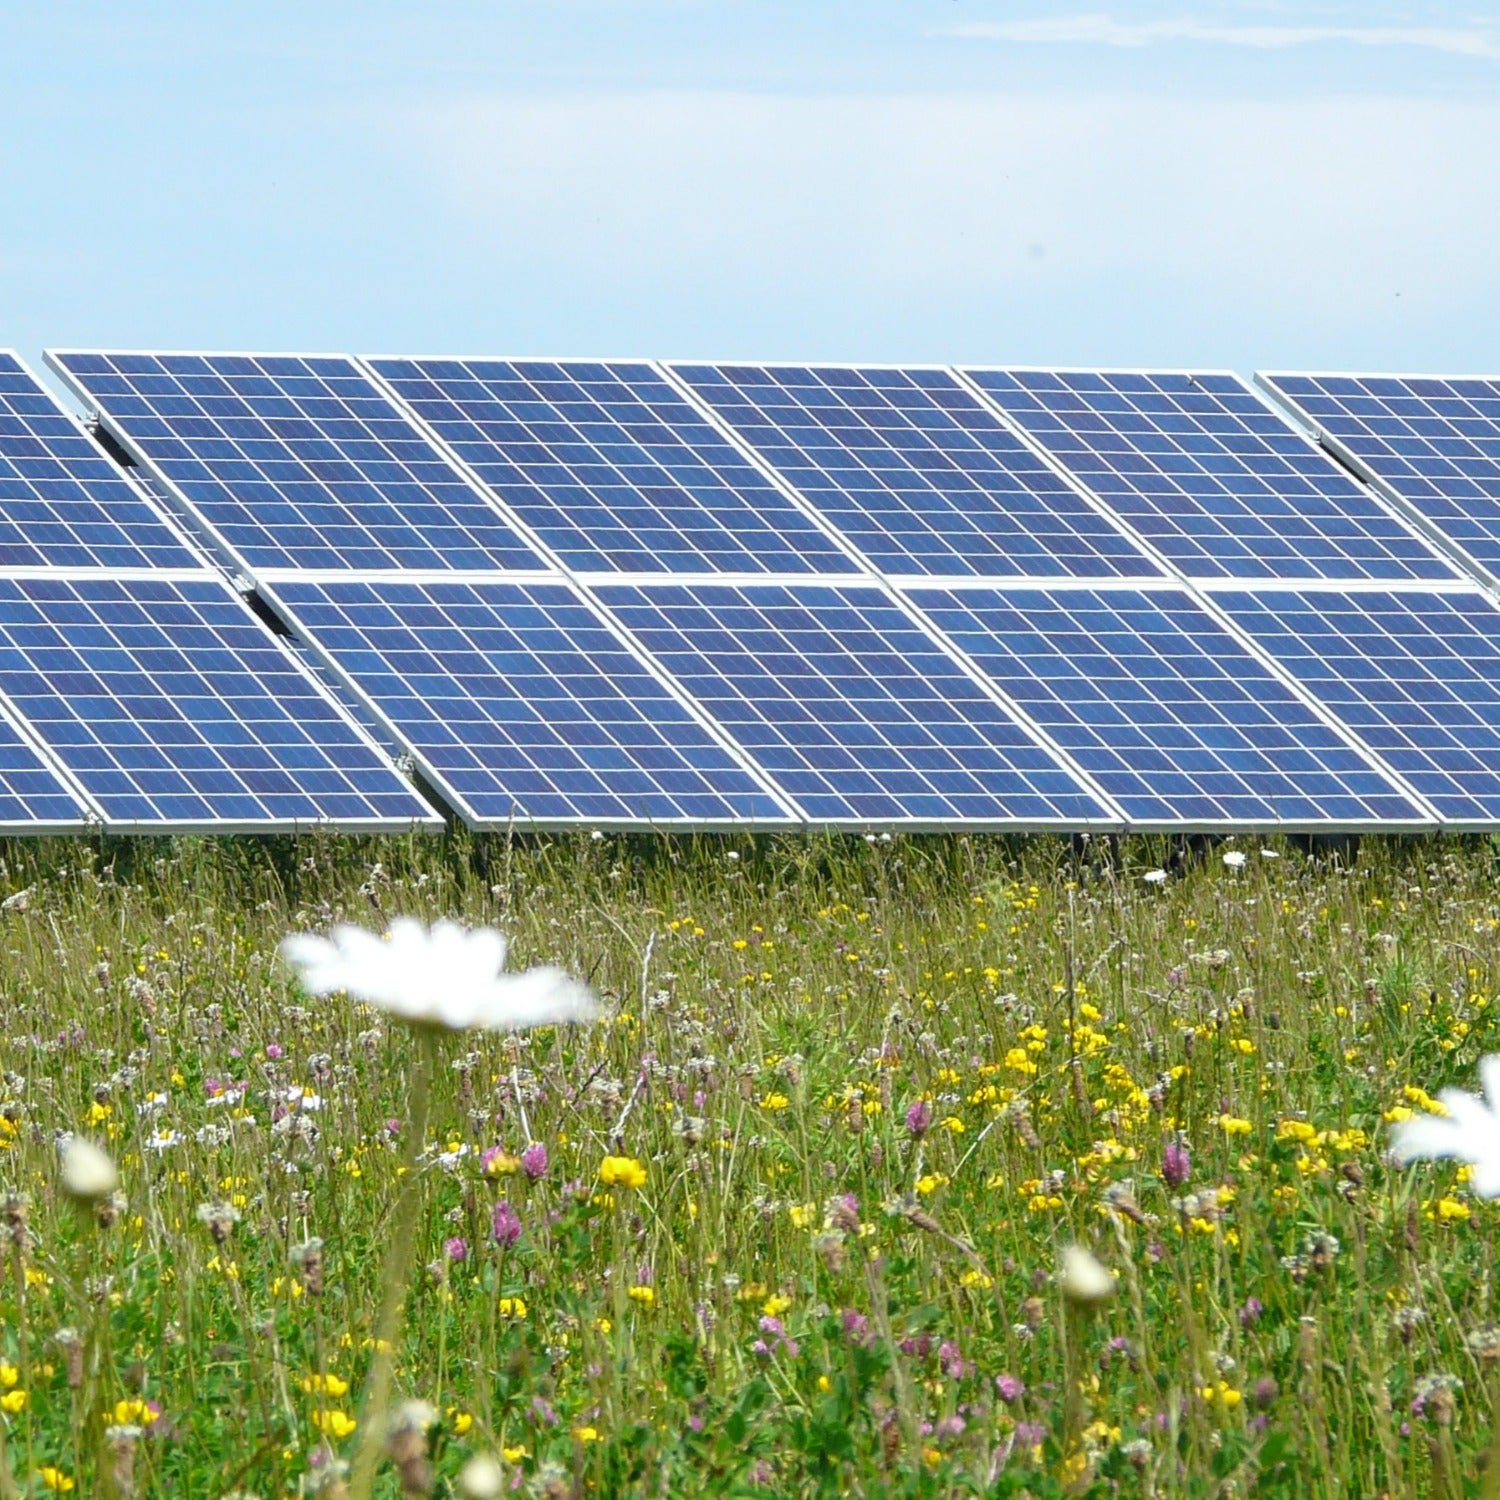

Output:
xmin=0 ymin=830 xmax=1498 ymax=1497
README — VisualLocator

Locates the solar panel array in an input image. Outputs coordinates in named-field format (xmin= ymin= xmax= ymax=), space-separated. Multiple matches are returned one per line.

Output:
xmin=967 ymin=369 xmax=1458 ymax=584
xmin=0 ymin=353 xmax=441 ymax=832
xmin=37 ymin=346 xmax=1500 ymax=834
xmin=1258 ymin=373 xmax=1500 ymax=582
xmin=367 ymin=358 xmax=859 ymax=577
xmin=904 ymin=585 xmax=1422 ymax=826
xmin=668 ymin=363 xmax=1160 ymax=580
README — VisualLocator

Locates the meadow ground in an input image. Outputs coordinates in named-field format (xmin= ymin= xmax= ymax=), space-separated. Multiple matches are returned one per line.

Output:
xmin=0 ymin=830 xmax=1494 ymax=1497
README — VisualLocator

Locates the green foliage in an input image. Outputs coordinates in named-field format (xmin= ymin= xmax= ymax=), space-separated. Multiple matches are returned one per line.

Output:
xmin=0 ymin=832 xmax=1493 ymax=1494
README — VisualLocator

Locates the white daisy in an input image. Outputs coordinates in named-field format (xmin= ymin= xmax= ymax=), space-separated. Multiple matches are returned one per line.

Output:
xmin=279 ymin=918 xmax=599 ymax=1035
xmin=1391 ymin=1054 xmax=1500 ymax=1198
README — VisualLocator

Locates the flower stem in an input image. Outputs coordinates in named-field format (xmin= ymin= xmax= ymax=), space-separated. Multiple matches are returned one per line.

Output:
xmin=349 ymin=1029 xmax=436 ymax=1500
xmin=1481 ymin=1393 xmax=1500 ymax=1500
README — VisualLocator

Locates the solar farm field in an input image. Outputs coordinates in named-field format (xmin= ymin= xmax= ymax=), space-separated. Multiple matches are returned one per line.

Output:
xmin=0 ymin=830 xmax=1496 ymax=1496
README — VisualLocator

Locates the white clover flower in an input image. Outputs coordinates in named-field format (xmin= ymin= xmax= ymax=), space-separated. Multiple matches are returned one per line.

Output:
xmin=279 ymin=918 xmax=599 ymax=1035
xmin=1143 ymin=869 xmax=1168 ymax=885
xmin=60 ymin=1136 xmax=117 ymax=1202
xmin=1222 ymin=851 xmax=1247 ymax=870
xmin=1391 ymin=1055 xmax=1500 ymax=1197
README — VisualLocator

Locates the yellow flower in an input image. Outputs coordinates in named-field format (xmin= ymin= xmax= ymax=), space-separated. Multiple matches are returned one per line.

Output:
xmin=449 ymin=1409 xmax=473 ymax=1436
xmin=1216 ymin=1115 xmax=1252 ymax=1136
xmin=788 ymin=1203 xmax=816 ymax=1229
xmin=760 ymin=1093 xmax=790 ymax=1111
xmin=573 ymin=1425 xmax=600 ymax=1443
xmin=598 ymin=1156 xmax=648 ymax=1190
xmin=1434 ymin=1197 xmax=1471 ymax=1224
xmin=300 ymin=1373 xmax=350 ymax=1398
xmin=0 ymin=1391 xmax=24 ymax=1415
xmin=0 ymin=1367 xmax=15 ymax=1390
xmin=628 ymin=1285 xmax=656 ymax=1308
xmin=915 ymin=1174 xmax=948 ymax=1197
xmin=762 ymin=1294 xmax=792 ymax=1318
xmin=502 ymin=1444 xmax=528 ymax=1462
xmin=938 ymin=1116 xmax=965 ymax=1134
xmin=498 ymin=1297 xmax=528 ymax=1319
xmin=40 ymin=1468 xmax=74 ymax=1493
xmin=1200 ymin=1381 xmax=1242 ymax=1408
xmin=110 ymin=1399 xmax=159 ymax=1427
xmin=312 ymin=1409 xmax=357 ymax=1439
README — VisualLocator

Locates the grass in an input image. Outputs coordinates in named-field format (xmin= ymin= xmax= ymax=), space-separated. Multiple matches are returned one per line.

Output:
xmin=0 ymin=829 xmax=1496 ymax=1496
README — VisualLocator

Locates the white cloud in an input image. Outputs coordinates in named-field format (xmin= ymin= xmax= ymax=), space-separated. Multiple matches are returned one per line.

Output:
xmin=944 ymin=16 xmax=1500 ymax=59
xmin=383 ymin=90 xmax=1500 ymax=359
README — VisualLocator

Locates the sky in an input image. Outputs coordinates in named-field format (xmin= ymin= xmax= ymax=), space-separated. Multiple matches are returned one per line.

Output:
xmin=2 ymin=1 xmax=1498 ymax=393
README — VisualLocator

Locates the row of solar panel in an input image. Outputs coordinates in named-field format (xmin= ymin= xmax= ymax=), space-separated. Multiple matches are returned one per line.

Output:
xmin=42 ymin=351 xmax=1477 ymax=588
xmin=5 ymin=348 xmax=1500 ymax=832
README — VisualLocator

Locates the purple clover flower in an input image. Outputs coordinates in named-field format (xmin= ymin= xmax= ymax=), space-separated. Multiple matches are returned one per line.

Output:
xmin=491 ymin=1199 xmax=522 ymax=1248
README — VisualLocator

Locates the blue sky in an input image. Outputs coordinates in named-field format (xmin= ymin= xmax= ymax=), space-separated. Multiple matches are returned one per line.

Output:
xmin=3 ymin=1 xmax=1498 ymax=386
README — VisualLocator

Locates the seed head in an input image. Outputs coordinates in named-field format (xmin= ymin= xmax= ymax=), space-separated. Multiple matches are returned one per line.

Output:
xmin=195 ymin=1201 xmax=241 ymax=1246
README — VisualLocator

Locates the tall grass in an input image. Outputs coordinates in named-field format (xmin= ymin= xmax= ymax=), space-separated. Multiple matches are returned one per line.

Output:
xmin=0 ymin=830 xmax=1495 ymax=1495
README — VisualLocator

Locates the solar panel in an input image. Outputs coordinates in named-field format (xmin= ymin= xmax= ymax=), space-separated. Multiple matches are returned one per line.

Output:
xmin=905 ymin=584 xmax=1425 ymax=827
xmin=0 ymin=353 xmax=202 ymax=570
xmin=0 ymin=573 xmax=438 ymax=830
xmin=47 ymin=351 xmax=545 ymax=574
xmin=262 ymin=576 xmax=796 ymax=827
xmin=0 ymin=708 xmax=92 ymax=829
xmin=1210 ymin=587 xmax=1500 ymax=825
xmin=668 ymin=364 xmax=1160 ymax=579
xmin=1258 ymin=372 xmax=1500 ymax=582
xmin=589 ymin=580 xmax=1115 ymax=826
xmin=366 ymin=357 xmax=859 ymax=576
xmin=966 ymin=369 xmax=1458 ymax=583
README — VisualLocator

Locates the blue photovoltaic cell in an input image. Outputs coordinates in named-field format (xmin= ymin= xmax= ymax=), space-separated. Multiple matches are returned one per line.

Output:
xmin=0 ymin=712 xmax=89 ymax=828
xmin=369 ymin=358 xmax=858 ymax=575
xmin=0 ymin=353 xmax=200 ymax=570
xmin=265 ymin=576 xmax=792 ymax=826
xmin=968 ymin=369 xmax=1457 ymax=583
xmin=908 ymin=586 xmax=1420 ymax=825
xmin=590 ymin=580 xmax=1111 ymax=824
xmin=0 ymin=574 xmax=435 ymax=828
xmin=669 ymin=364 xmax=1160 ymax=579
xmin=1212 ymin=588 xmax=1500 ymax=824
xmin=50 ymin=351 xmax=544 ymax=573
xmin=1261 ymin=373 xmax=1500 ymax=577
